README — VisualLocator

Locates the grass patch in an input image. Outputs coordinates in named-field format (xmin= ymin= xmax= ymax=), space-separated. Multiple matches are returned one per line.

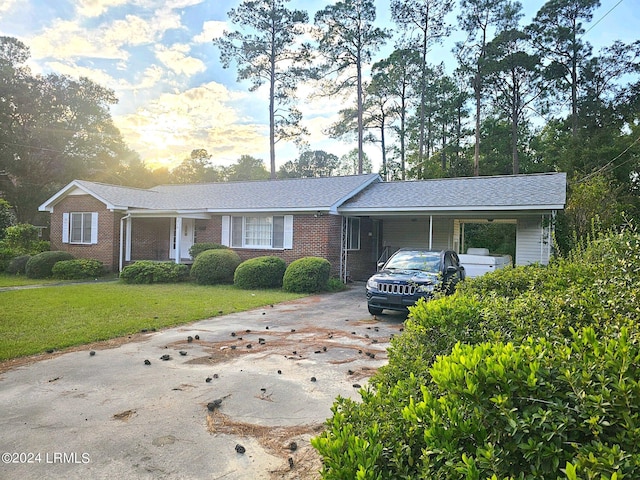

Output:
xmin=0 ymin=273 xmax=62 ymax=287
xmin=0 ymin=282 xmax=303 ymax=361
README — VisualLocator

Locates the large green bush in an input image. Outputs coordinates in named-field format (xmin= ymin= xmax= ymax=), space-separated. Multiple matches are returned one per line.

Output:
xmin=234 ymin=256 xmax=286 ymax=289
xmin=190 ymin=249 xmax=241 ymax=285
xmin=52 ymin=259 xmax=105 ymax=280
xmin=313 ymin=228 xmax=640 ymax=479
xmin=282 ymin=257 xmax=330 ymax=293
xmin=25 ymin=251 xmax=74 ymax=278
xmin=188 ymin=242 xmax=228 ymax=259
xmin=6 ymin=255 xmax=31 ymax=275
xmin=120 ymin=261 xmax=189 ymax=284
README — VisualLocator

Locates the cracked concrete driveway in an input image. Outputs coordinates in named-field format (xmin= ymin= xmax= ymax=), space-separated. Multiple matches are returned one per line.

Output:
xmin=0 ymin=284 xmax=405 ymax=480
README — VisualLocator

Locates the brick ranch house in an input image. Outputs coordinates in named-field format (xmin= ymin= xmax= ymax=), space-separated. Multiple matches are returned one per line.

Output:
xmin=38 ymin=172 xmax=566 ymax=281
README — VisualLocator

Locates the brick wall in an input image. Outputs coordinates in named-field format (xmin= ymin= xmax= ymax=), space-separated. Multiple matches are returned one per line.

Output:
xmin=130 ymin=218 xmax=170 ymax=260
xmin=51 ymin=195 xmax=120 ymax=271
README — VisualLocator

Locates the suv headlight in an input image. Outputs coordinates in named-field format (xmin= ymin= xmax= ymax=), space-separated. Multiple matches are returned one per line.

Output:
xmin=416 ymin=283 xmax=434 ymax=293
xmin=366 ymin=278 xmax=378 ymax=290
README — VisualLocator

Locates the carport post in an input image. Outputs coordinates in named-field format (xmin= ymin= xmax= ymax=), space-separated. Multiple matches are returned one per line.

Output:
xmin=175 ymin=216 xmax=182 ymax=264
xmin=429 ymin=215 xmax=433 ymax=249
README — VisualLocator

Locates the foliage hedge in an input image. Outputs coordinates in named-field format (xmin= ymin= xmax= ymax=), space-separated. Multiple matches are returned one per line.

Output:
xmin=282 ymin=256 xmax=331 ymax=293
xmin=25 ymin=251 xmax=74 ymax=278
xmin=234 ymin=256 xmax=286 ymax=289
xmin=188 ymin=242 xmax=227 ymax=259
xmin=52 ymin=259 xmax=104 ymax=280
xmin=6 ymin=255 xmax=31 ymax=275
xmin=120 ymin=260 xmax=190 ymax=284
xmin=190 ymin=249 xmax=241 ymax=285
xmin=313 ymin=227 xmax=640 ymax=479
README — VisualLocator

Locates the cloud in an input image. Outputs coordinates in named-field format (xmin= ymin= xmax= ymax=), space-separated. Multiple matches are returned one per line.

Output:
xmin=194 ymin=20 xmax=227 ymax=42
xmin=154 ymin=44 xmax=206 ymax=76
xmin=0 ymin=0 xmax=19 ymax=14
xmin=112 ymin=81 xmax=266 ymax=168
xmin=76 ymin=0 xmax=128 ymax=17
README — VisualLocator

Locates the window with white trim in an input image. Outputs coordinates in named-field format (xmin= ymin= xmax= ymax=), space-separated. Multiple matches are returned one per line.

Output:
xmin=346 ymin=217 xmax=360 ymax=250
xmin=63 ymin=212 xmax=98 ymax=244
xmin=223 ymin=215 xmax=292 ymax=249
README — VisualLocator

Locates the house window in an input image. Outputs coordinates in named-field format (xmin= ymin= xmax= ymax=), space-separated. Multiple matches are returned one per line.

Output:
xmin=346 ymin=217 xmax=360 ymax=250
xmin=63 ymin=212 xmax=98 ymax=244
xmin=224 ymin=215 xmax=292 ymax=249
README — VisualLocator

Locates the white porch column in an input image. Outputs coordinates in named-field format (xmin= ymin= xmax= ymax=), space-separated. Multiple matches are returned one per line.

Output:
xmin=428 ymin=215 xmax=433 ymax=249
xmin=125 ymin=216 xmax=132 ymax=262
xmin=175 ymin=217 xmax=183 ymax=264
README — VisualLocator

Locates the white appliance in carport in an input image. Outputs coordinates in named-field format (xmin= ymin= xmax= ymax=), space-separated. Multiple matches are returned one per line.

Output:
xmin=458 ymin=248 xmax=512 ymax=278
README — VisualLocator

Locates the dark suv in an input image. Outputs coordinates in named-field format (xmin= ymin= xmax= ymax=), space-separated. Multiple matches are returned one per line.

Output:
xmin=365 ymin=249 xmax=465 ymax=315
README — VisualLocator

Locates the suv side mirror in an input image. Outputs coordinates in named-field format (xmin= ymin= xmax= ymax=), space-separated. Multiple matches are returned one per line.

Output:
xmin=446 ymin=265 xmax=458 ymax=274
xmin=377 ymin=261 xmax=385 ymax=271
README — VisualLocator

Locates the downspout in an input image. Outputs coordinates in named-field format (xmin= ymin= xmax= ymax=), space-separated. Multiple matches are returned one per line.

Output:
xmin=119 ymin=214 xmax=131 ymax=272
xmin=429 ymin=215 xmax=433 ymax=250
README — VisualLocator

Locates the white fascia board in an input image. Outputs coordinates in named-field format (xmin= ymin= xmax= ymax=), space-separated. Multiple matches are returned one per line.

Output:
xmin=205 ymin=207 xmax=332 ymax=215
xmin=126 ymin=209 xmax=211 ymax=219
xmin=338 ymin=204 xmax=565 ymax=215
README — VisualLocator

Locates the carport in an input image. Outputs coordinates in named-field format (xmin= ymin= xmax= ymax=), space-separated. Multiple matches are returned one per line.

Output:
xmin=337 ymin=173 xmax=567 ymax=281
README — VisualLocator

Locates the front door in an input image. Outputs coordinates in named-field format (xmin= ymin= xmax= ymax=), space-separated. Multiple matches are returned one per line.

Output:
xmin=170 ymin=218 xmax=195 ymax=260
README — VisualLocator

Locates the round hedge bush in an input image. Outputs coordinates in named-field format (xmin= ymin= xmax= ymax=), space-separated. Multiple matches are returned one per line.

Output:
xmin=120 ymin=261 xmax=190 ymax=284
xmin=52 ymin=259 xmax=105 ymax=280
xmin=189 ymin=242 xmax=228 ymax=259
xmin=25 ymin=251 xmax=74 ymax=278
xmin=190 ymin=249 xmax=241 ymax=285
xmin=234 ymin=256 xmax=287 ymax=289
xmin=6 ymin=254 xmax=31 ymax=275
xmin=282 ymin=256 xmax=331 ymax=293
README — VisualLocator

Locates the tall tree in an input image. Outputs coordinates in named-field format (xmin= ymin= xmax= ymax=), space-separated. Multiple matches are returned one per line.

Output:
xmin=371 ymin=49 xmax=421 ymax=180
xmin=277 ymin=149 xmax=339 ymax=178
xmin=527 ymin=0 xmax=600 ymax=138
xmin=484 ymin=28 xmax=541 ymax=174
xmin=0 ymin=37 xmax=132 ymax=222
xmin=170 ymin=149 xmax=222 ymax=184
xmin=214 ymin=0 xmax=311 ymax=179
xmin=313 ymin=0 xmax=389 ymax=175
xmin=457 ymin=0 xmax=521 ymax=176
xmin=224 ymin=154 xmax=270 ymax=181
xmin=391 ymin=0 xmax=454 ymax=171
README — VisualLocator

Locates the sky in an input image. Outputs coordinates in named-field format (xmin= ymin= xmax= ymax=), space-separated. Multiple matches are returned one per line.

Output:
xmin=0 ymin=0 xmax=637 ymax=173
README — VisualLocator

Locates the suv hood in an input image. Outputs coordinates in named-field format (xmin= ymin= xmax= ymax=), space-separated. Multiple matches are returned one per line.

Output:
xmin=372 ymin=269 xmax=440 ymax=284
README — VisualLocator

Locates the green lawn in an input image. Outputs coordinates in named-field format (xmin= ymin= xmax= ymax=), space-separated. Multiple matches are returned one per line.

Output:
xmin=0 ymin=281 xmax=303 ymax=361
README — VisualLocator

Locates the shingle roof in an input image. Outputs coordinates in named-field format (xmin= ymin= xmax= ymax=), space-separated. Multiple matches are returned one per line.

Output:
xmin=42 ymin=174 xmax=381 ymax=213
xmin=338 ymin=172 xmax=566 ymax=213
xmin=40 ymin=172 xmax=566 ymax=215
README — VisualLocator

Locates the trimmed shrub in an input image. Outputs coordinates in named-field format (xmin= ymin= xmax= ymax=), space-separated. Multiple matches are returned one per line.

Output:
xmin=120 ymin=261 xmax=189 ymax=284
xmin=6 ymin=255 xmax=31 ymax=275
xmin=282 ymin=257 xmax=330 ymax=293
xmin=25 ymin=251 xmax=74 ymax=278
xmin=52 ymin=259 xmax=104 ymax=280
xmin=234 ymin=256 xmax=286 ymax=289
xmin=189 ymin=242 xmax=228 ymax=259
xmin=190 ymin=249 xmax=241 ymax=285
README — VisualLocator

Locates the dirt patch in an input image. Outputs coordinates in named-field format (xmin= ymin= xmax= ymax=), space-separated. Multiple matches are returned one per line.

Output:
xmin=178 ymin=324 xmax=395 ymax=368
xmin=206 ymin=409 xmax=324 ymax=479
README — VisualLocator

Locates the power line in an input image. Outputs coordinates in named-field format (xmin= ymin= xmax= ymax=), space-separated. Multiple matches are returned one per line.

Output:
xmin=583 ymin=0 xmax=625 ymax=36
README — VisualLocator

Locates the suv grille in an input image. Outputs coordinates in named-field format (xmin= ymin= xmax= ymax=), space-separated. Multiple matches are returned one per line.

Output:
xmin=378 ymin=283 xmax=415 ymax=295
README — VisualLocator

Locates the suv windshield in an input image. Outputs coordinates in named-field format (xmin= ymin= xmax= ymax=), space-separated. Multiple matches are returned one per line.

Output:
xmin=384 ymin=251 xmax=441 ymax=273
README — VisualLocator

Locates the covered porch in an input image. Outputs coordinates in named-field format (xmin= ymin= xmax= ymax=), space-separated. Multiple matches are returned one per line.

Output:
xmin=118 ymin=211 xmax=213 ymax=271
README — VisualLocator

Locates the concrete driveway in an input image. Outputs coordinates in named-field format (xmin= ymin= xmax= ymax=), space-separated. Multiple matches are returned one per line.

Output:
xmin=0 ymin=284 xmax=405 ymax=480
